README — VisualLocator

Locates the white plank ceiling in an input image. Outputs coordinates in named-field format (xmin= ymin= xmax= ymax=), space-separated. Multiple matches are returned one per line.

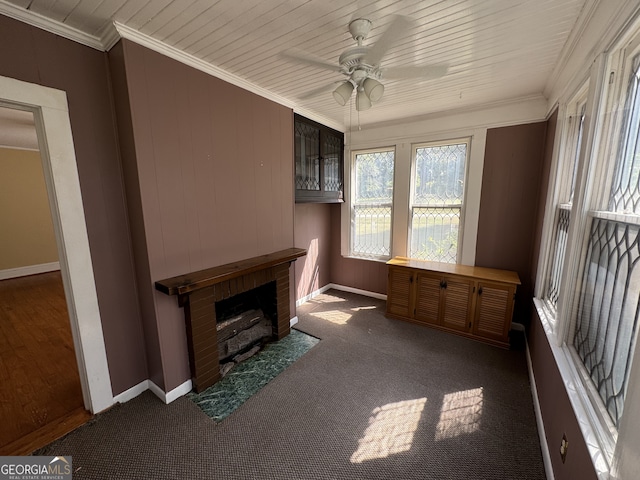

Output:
xmin=2 ymin=0 xmax=588 ymax=131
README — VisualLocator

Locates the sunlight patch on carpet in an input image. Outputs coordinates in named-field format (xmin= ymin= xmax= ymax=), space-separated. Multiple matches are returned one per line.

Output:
xmin=188 ymin=329 xmax=319 ymax=422
xmin=435 ymin=387 xmax=483 ymax=440
xmin=350 ymin=398 xmax=427 ymax=464
xmin=310 ymin=293 xmax=347 ymax=303
xmin=311 ymin=310 xmax=352 ymax=325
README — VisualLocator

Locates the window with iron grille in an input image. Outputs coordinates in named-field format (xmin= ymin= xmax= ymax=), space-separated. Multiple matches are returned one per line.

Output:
xmin=409 ymin=141 xmax=468 ymax=263
xmin=570 ymin=51 xmax=640 ymax=430
xmin=543 ymin=99 xmax=586 ymax=313
xmin=351 ymin=149 xmax=395 ymax=259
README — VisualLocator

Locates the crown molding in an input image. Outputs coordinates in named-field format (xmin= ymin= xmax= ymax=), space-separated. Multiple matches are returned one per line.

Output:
xmin=347 ymin=94 xmax=548 ymax=147
xmin=0 ymin=3 xmax=364 ymax=129
xmin=544 ymin=0 xmax=640 ymax=106
xmin=544 ymin=0 xmax=600 ymax=99
xmin=0 ymin=0 xmax=104 ymax=50
xmin=113 ymin=22 xmax=298 ymax=110
xmin=113 ymin=22 xmax=345 ymax=128
xmin=99 ymin=20 xmax=121 ymax=52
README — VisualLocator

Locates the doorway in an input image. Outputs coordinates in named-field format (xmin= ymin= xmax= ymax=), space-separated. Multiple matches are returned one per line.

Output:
xmin=0 ymin=76 xmax=114 ymax=451
xmin=0 ymin=108 xmax=89 ymax=454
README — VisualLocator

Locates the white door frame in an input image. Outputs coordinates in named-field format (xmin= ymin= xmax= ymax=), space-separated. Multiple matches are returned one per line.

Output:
xmin=0 ymin=75 xmax=114 ymax=413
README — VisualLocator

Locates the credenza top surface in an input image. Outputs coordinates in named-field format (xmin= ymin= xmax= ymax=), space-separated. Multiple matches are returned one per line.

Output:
xmin=387 ymin=257 xmax=521 ymax=286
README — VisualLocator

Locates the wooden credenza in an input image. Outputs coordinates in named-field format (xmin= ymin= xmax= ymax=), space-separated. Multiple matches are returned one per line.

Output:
xmin=386 ymin=257 xmax=521 ymax=348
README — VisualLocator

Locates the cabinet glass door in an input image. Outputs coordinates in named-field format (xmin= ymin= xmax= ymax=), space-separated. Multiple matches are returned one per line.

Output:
xmin=295 ymin=121 xmax=320 ymax=191
xmin=323 ymin=132 xmax=343 ymax=193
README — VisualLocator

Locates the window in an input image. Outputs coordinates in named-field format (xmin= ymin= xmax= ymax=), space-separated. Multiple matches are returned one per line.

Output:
xmin=345 ymin=134 xmax=483 ymax=264
xmin=542 ymin=93 xmax=587 ymax=314
xmin=537 ymin=30 xmax=640 ymax=469
xmin=569 ymin=50 xmax=640 ymax=430
xmin=351 ymin=149 xmax=395 ymax=259
xmin=409 ymin=140 xmax=469 ymax=263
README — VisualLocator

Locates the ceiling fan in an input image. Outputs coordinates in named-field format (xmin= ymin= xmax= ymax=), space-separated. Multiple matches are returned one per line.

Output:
xmin=285 ymin=16 xmax=448 ymax=111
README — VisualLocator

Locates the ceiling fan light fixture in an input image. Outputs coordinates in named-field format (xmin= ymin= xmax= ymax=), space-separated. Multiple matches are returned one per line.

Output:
xmin=332 ymin=81 xmax=354 ymax=106
xmin=356 ymin=89 xmax=372 ymax=111
xmin=363 ymin=78 xmax=384 ymax=103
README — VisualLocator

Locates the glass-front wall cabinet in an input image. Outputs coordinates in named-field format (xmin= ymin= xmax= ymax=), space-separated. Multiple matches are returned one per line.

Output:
xmin=294 ymin=114 xmax=344 ymax=203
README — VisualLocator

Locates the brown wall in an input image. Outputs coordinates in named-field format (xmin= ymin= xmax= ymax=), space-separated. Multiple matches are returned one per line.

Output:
xmin=529 ymin=311 xmax=597 ymax=480
xmin=0 ymin=14 xmax=147 ymax=396
xmin=532 ymin=110 xmax=558 ymax=283
xmin=475 ymin=122 xmax=547 ymax=325
xmin=294 ymin=203 xmax=332 ymax=300
xmin=329 ymin=204 xmax=388 ymax=294
xmin=108 ymin=41 xmax=163 ymax=389
xmin=111 ymin=39 xmax=295 ymax=391
xmin=295 ymin=202 xmax=388 ymax=298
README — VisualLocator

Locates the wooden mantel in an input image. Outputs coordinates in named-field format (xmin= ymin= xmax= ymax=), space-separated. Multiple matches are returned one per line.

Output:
xmin=155 ymin=247 xmax=306 ymax=392
xmin=155 ymin=247 xmax=307 ymax=297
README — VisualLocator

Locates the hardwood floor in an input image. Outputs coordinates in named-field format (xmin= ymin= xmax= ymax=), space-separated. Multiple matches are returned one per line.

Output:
xmin=0 ymin=271 xmax=90 ymax=454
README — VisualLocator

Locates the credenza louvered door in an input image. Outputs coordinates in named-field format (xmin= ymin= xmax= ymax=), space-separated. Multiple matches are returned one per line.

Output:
xmin=386 ymin=257 xmax=520 ymax=349
xmin=441 ymin=276 xmax=475 ymax=332
xmin=414 ymin=272 xmax=442 ymax=325
xmin=473 ymin=281 xmax=516 ymax=343
xmin=387 ymin=266 xmax=414 ymax=318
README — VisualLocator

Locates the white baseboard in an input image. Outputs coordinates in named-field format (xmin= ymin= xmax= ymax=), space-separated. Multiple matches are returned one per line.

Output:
xmin=512 ymin=322 xmax=526 ymax=332
xmin=295 ymin=284 xmax=333 ymax=306
xmin=290 ymin=316 xmax=299 ymax=327
xmin=112 ymin=380 xmax=149 ymax=404
xmin=296 ymin=283 xmax=387 ymax=306
xmin=0 ymin=261 xmax=60 ymax=280
xmin=149 ymin=379 xmax=193 ymax=404
xmin=526 ymin=339 xmax=556 ymax=480
xmin=329 ymin=283 xmax=387 ymax=301
xmin=113 ymin=378 xmax=193 ymax=405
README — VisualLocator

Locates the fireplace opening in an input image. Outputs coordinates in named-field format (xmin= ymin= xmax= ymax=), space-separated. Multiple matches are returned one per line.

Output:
xmin=215 ymin=281 xmax=277 ymax=376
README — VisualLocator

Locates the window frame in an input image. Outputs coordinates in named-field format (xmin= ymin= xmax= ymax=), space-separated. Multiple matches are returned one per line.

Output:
xmin=349 ymin=146 xmax=396 ymax=260
xmin=535 ymin=25 xmax=640 ymax=473
xmin=408 ymin=138 xmax=471 ymax=263
xmin=567 ymin=38 xmax=640 ymax=445
xmin=538 ymin=86 xmax=588 ymax=320
xmin=342 ymin=129 xmax=485 ymax=266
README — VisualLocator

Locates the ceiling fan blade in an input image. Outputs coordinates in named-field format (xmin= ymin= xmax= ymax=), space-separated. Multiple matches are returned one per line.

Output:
xmin=298 ymin=82 xmax=341 ymax=100
xmin=363 ymin=15 xmax=413 ymax=66
xmin=280 ymin=50 xmax=341 ymax=72
xmin=382 ymin=64 xmax=449 ymax=80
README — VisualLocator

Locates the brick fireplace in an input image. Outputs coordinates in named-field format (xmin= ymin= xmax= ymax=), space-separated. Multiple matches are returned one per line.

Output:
xmin=155 ymin=248 xmax=306 ymax=392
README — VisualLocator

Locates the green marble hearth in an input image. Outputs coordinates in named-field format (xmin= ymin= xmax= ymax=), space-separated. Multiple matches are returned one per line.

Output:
xmin=188 ymin=329 xmax=319 ymax=422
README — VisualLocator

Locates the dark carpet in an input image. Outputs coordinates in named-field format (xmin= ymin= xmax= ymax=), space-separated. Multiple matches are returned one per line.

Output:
xmin=36 ymin=289 xmax=545 ymax=480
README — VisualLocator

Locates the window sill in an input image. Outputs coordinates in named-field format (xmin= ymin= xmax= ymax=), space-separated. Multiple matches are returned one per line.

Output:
xmin=342 ymin=255 xmax=390 ymax=264
xmin=532 ymin=298 xmax=612 ymax=480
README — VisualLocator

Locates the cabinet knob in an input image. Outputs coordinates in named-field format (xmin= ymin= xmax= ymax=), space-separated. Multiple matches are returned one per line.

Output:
xmin=478 ymin=287 xmax=483 ymax=295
